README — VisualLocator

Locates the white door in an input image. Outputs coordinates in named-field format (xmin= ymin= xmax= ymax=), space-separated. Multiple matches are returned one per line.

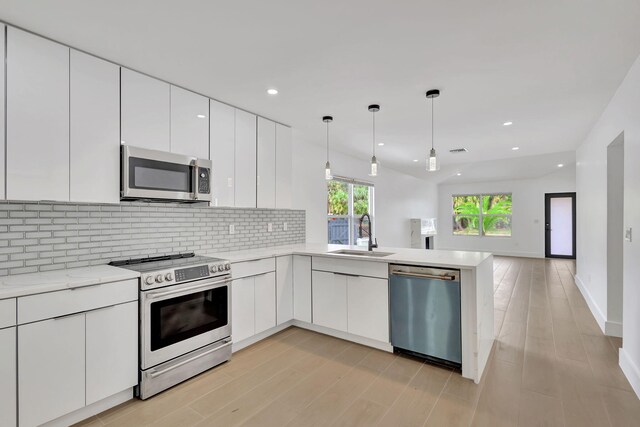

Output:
xmin=312 ymin=271 xmax=348 ymax=332
xmin=347 ymin=276 xmax=389 ymax=342
xmin=546 ymin=194 xmax=575 ymax=258
xmin=170 ymin=86 xmax=209 ymax=158
xmin=85 ymin=302 xmax=138 ymax=405
xmin=293 ymin=255 xmax=312 ymax=323
xmin=18 ymin=315 xmax=85 ymax=427
xmin=0 ymin=25 xmax=5 ymax=199
xmin=0 ymin=327 xmax=16 ymax=427
xmin=255 ymin=272 xmax=276 ymax=334
xmin=275 ymin=124 xmax=293 ymax=209
xmin=121 ymin=68 xmax=170 ymax=151
xmin=7 ymin=27 xmax=70 ymax=202
xmin=257 ymin=117 xmax=276 ymax=208
xmin=70 ymin=50 xmax=120 ymax=203
xmin=235 ymin=110 xmax=257 ymax=207
xmin=276 ymin=256 xmax=293 ymax=324
xmin=209 ymin=100 xmax=236 ymax=207
xmin=232 ymin=277 xmax=255 ymax=342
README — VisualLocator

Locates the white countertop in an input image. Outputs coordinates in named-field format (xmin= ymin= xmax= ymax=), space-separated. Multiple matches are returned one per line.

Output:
xmin=0 ymin=265 xmax=140 ymax=299
xmin=202 ymin=243 xmax=492 ymax=270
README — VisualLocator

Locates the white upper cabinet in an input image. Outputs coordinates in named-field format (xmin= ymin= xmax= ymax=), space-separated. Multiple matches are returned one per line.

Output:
xmin=6 ymin=27 xmax=70 ymax=202
xmin=235 ymin=110 xmax=257 ymax=208
xmin=0 ymin=25 xmax=5 ymax=200
xmin=170 ymin=86 xmax=209 ymax=158
xmin=257 ymin=117 xmax=276 ymax=208
xmin=209 ymin=100 xmax=236 ymax=207
xmin=275 ymin=124 xmax=293 ymax=209
xmin=70 ymin=50 xmax=120 ymax=204
xmin=121 ymin=68 xmax=170 ymax=151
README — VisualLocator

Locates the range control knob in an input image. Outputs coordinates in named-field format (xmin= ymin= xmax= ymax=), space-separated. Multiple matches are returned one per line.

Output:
xmin=165 ymin=273 xmax=173 ymax=282
xmin=225 ymin=263 xmax=231 ymax=270
xmin=155 ymin=274 xmax=164 ymax=283
xmin=144 ymin=275 xmax=155 ymax=285
xmin=217 ymin=264 xmax=225 ymax=272
xmin=209 ymin=265 xmax=217 ymax=273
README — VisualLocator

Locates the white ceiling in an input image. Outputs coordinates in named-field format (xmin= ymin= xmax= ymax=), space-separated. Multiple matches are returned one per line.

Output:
xmin=1 ymin=0 xmax=639 ymax=180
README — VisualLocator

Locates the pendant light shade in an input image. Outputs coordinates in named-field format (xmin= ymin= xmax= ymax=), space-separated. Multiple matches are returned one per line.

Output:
xmin=323 ymin=116 xmax=333 ymax=180
xmin=426 ymin=89 xmax=440 ymax=172
xmin=368 ymin=104 xmax=380 ymax=176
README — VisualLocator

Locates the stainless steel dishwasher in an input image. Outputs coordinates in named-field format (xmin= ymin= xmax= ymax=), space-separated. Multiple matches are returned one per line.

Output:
xmin=389 ymin=264 xmax=462 ymax=367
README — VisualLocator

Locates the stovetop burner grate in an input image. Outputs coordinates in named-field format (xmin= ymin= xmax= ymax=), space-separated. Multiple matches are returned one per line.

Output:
xmin=109 ymin=252 xmax=195 ymax=267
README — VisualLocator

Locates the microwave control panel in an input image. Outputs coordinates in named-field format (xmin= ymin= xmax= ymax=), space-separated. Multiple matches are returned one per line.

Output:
xmin=198 ymin=168 xmax=210 ymax=194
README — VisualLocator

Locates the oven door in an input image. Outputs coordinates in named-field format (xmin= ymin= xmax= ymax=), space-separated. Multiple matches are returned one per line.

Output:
xmin=141 ymin=276 xmax=231 ymax=369
xmin=122 ymin=145 xmax=212 ymax=202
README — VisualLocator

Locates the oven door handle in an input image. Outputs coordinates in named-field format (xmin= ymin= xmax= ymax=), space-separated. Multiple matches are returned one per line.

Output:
xmin=146 ymin=277 xmax=232 ymax=300
xmin=148 ymin=338 xmax=232 ymax=378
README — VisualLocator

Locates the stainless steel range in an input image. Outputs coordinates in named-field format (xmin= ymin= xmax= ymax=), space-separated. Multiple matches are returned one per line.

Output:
xmin=110 ymin=252 xmax=232 ymax=399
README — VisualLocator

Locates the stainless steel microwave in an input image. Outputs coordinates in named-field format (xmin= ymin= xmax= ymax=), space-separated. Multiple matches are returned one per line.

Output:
xmin=121 ymin=145 xmax=212 ymax=202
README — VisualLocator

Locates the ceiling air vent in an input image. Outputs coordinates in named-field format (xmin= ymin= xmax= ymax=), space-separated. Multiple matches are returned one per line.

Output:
xmin=449 ymin=148 xmax=468 ymax=153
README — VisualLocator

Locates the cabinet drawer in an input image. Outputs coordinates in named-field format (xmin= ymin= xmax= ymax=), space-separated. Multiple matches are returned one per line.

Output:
xmin=18 ymin=279 xmax=138 ymax=324
xmin=232 ymin=257 xmax=275 ymax=280
xmin=0 ymin=298 xmax=16 ymax=329
xmin=312 ymin=256 xmax=388 ymax=279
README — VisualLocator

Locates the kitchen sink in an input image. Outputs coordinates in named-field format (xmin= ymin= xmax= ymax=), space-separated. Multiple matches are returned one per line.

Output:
xmin=328 ymin=249 xmax=395 ymax=258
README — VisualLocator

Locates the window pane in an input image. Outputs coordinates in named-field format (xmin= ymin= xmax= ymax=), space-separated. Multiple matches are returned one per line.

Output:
xmin=482 ymin=194 xmax=512 ymax=215
xmin=328 ymin=216 xmax=350 ymax=244
xmin=353 ymin=185 xmax=370 ymax=216
xmin=327 ymin=181 xmax=349 ymax=215
xmin=453 ymin=196 xmax=480 ymax=215
xmin=453 ymin=215 xmax=480 ymax=235
xmin=483 ymin=215 xmax=512 ymax=236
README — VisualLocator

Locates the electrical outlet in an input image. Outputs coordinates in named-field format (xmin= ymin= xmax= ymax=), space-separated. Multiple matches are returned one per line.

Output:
xmin=267 ymin=223 xmax=273 ymax=232
xmin=283 ymin=222 xmax=288 ymax=231
xmin=625 ymin=227 xmax=632 ymax=242
xmin=229 ymin=224 xmax=235 ymax=235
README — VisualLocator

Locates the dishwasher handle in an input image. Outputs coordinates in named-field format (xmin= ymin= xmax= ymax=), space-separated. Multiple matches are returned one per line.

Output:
xmin=389 ymin=265 xmax=460 ymax=281
xmin=391 ymin=271 xmax=458 ymax=281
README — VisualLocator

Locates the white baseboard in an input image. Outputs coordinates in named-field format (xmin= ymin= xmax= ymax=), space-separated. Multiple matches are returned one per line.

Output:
xmin=574 ymin=274 xmax=606 ymax=333
xmin=232 ymin=320 xmax=294 ymax=352
xmin=291 ymin=320 xmax=393 ymax=353
xmin=605 ymin=321 xmax=623 ymax=338
xmin=619 ymin=348 xmax=640 ymax=399
xmin=42 ymin=388 xmax=133 ymax=427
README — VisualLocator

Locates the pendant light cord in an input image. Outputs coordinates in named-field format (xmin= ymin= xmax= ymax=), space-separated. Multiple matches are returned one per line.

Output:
xmin=326 ymin=121 xmax=329 ymax=162
xmin=372 ymin=111 xmax=376 ymax=156
xmin=431 ymin=96 xmax=434 ymax=150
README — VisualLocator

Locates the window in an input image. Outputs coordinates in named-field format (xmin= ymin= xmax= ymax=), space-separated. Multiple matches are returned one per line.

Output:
xmin=327 ymin=178 xmax=375 ymax=245
xmin=452 ymin=194 xmax=512 ymax=237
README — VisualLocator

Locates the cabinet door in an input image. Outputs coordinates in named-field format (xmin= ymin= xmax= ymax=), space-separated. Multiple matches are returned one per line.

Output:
xmin=209 ymin=100 xmax=235 ymax=207
xmin=170 ymin=86 xmax=209 ymax=158
xmin=255 ymin=272 xmax=276 ymax=334
xmin=235 ymin=110 xmax=257 ymax=207
xmin=312 ymin=271 xmax=348 ymax=332
xmin=293 ymin=255 xmax=312 ymax=323
xmin=275 ymin=124 xmax=292 ymax=209
xmin=7 ymin=27 xmax=69 ymax=202
xmin=86 ymin=302 xmax=138 ymax=405
xmin=121 ymin=68 xmax=170 ymax=151
xmin=18 ymin=315 xmax=85 ymax=427
xmin=70 ymin=50 xmax=120 ymax=203
xmin=0 ymin=25 xmax=5 ymax=199
xmin=347 ymin=276 xmax=389 ymax=342
xmin=257 ymin=117 xmax=276 ymax=208
xmin=0 ymin=327 xmax=16 ymax=427
xmin=276 ymin=256 xmax=293 ymax=324
xmin=232 ymin=277 xmax=255 ymax=342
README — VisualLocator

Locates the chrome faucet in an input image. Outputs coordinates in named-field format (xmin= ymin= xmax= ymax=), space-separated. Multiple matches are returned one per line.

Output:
xmin=359 ymin=213 xmax=378 ymax=251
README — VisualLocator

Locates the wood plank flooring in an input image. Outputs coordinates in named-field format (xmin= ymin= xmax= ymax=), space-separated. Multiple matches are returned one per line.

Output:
xmin=78 ymin=257 xmax=640 ymax=427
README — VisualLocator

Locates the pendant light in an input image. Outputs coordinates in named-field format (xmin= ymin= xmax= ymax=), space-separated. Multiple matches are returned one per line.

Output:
xmin=426 ymin=89 xmax=440 ymax=172
xmin=323 ymin=116 xmax=333 ymax=180
xmin=368 ymin=104 xmax=380 ymax=176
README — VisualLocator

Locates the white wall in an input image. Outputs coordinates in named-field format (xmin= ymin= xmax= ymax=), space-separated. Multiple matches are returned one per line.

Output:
xmin=436 ymin=165 xmax=576 ymax=257
xmin=606 ymin=135 xmax=624 ymax=332
xmin=575 ymin=53 xmax=640 ymax=398
xmin=292 ymin=132 xmax=437 ymax=248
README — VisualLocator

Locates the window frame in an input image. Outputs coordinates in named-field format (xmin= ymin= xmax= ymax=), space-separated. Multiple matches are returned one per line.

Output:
xmin=327 ymin=176 xmax=375 ymax=245
xmin=452 ymin=193 xmax=512 ymax=238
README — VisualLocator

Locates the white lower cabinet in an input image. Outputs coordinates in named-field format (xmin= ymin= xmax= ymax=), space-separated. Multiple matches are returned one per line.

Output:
xmin=18 ymin=314 xmax=86 ymax=427
xmin=293 ymin=255 xmax=312 ymax=323
xmin=0 ymin=327 xmax=16 ymax=427
xmin=85 ymin=301 xmax=138 ymax=405
xmin=232 ymin=276 xmax=255 ymax=343
xmin=276 ymin=256 xmax=294 ymax=324
xmin=347 ymin=276 xmax=389 ymax=342
xmin=255 ymin=272 xmax=276 ymax=334
xmin=312 ymin=271 xmax=348 ymax=332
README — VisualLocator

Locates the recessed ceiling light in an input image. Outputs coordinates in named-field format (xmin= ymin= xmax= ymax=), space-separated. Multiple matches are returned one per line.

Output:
xmin=413 ymin=159 xmax=419 ymax=162
xmin=378 ymin=142 xmax=384 ymax=146
xmin=267 ymin=88 xmax=278 ymax=95
xmin=503 ymin=121 xmax=513 ymax=126
xmin=456 ymin=172 xmax=462 ymax=176
xmin=557 ymin=163 xmax=564 ymax=168
xmin=196 ymin=114 xmax=206 ymax=119
xmin=512 ymin=146 xmax=520 ymax=151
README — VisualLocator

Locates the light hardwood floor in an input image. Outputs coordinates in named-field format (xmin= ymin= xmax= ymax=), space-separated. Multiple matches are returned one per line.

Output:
xmin=77 ymin=257 xmax=640 ymax=427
